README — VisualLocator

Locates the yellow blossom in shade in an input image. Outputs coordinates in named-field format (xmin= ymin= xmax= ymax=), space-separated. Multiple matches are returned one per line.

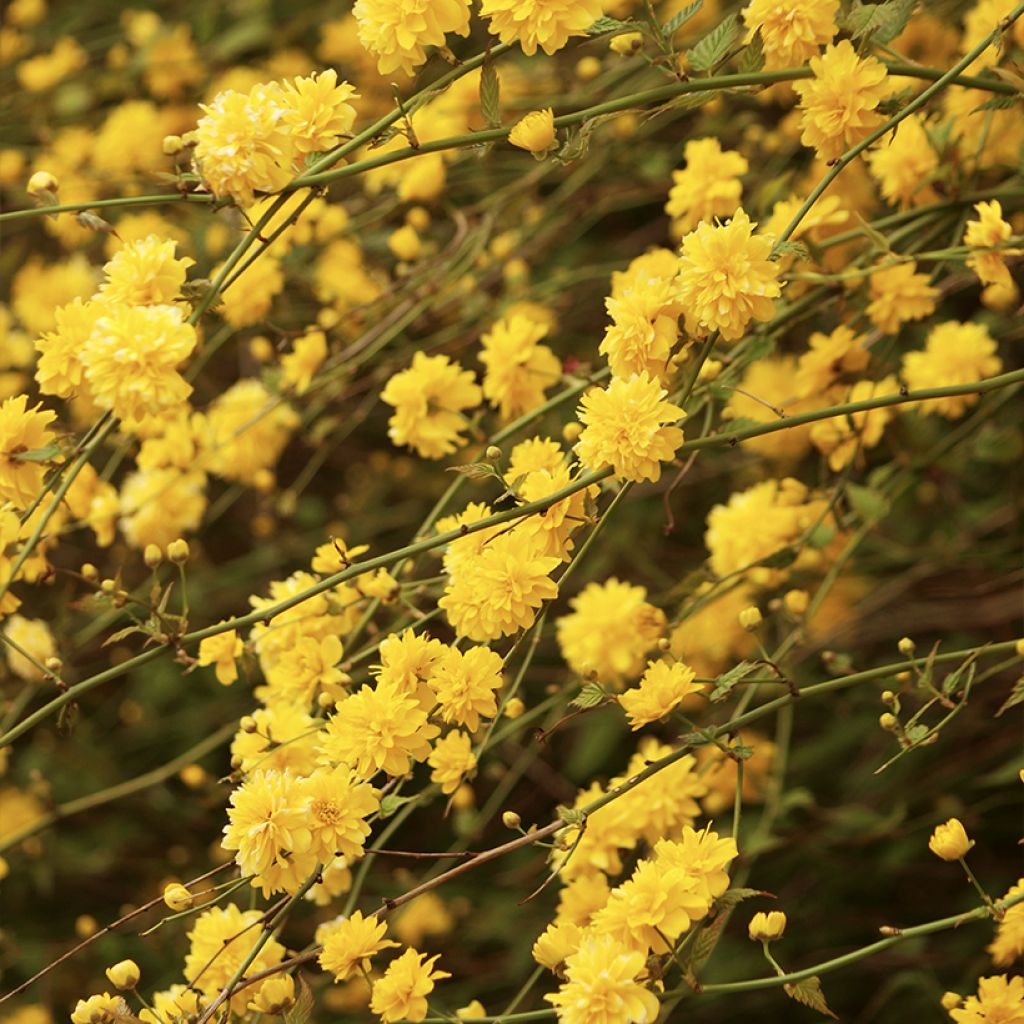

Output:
xmin=428 ymin=729 xmax=477 ymax=793
xmin=193 ymin=83 xmax=295 ymax=207
xmin=34 ymin=298 xmax=105 ymax=399
xmin=281 ymin=70 xmax=359 ymax=154
xmin=479 ymin=314 xmax=561 ymax=419
xmin=381 ymin=352 xmax=483 ymax=460
xmin=949 ymin=975 xmax=1024 ymax=1024
xmin=248 ymin=975 xmax=295 ymax=1016
xmin=302 ymin=765 xmax=379 ymax=862
xmin=428 ymin=645 xmax=504 ymax=731
xmin=119 ymin=468 xmax=207 ymax=551
xmin=370 ymin=948 xmax=451 ymax=1023
xmin=556 ymin=873 xmax=611 ymax=927
xmin=988 ymin=879 xmax=1024 ymax=965
xmin=221 ymin=769 xmax=315 ymax=897
xmin=196 ymin=627 xmax=243 ymax=685
xmin=318 ymin=682 xmax=439 ymax=779
xmin=962 ymin=0 xmax=1024 ymax=67
xmin=557 ymin=578 xmax=666 ymax=686
xmin=65 ymin=462 xmax=119 ymax=548
xmin=354 ymin=0 xmax=472 ymax=76
xmin=439 ymin=530 xmax=560 ymax=641
xmin=545 ymin=933 xmax=659 ymax=1024
xmin=70 ymin=995 xmax=131 ymax=1024
xmin=480 ymin=0 xmax=604 ymax=55
xmin=741 ymin=0 xmax=838 ymax=70
xmin=456 ymin=1001 xmax=487 ymax=1020
xmin=574 ymin=373 xmax=684 ymax=482
xmin=810 ymin=374 xmax=899 ymax=471
xmin=533 ymin=920 xmax=584 ymax=970
xmin=664 ymin=137 xmax=748 ymax=235
xmin=793 ymin=40 xmax=890 ymax=162
xmin=16 ymin=35 xmax=87 ymax=92
xmin=619 ymin=659 xmax=701 ymax=730
xmin=218 ymin=253 xmax=285 ymax=328
xmin=866 ymin=261 xmax=938 ymax=335
xmin=670 ymin=582 xmax=755 ymax=680
xmin=749 ymin=910 xmax=787 ymax=942
xmin=392 ymin=890 xmax=454 ymax=946
xmin=231 ymin=702 xmax=320 ymax=776
xmin=509 ymin=108 xmax=556 ymax=153
xmin=184 ymin=905 xmax=285 ymax=1012
xmin=98 ymin=236 xmax=194 ymax=306
xmin=507 ymin=435 xmax=566 ymax=480
xmin=306 ymin=856 xmax=354 ymax=907
xmin=139 ymin=985 xmax=202 ymax=1024
xmin=81 ymin=305 xmax=196 ymax=422
xmin=3 ymin=615 xmax=57 ymax=682
xmin=902 ymin=320 xmax=1003 ymax=419
xmin=0 ymin=395 xmax=56 ymax=508
xmin=600 ymin=271 xmax=683 ymax=383
xmin=515 ymin=462 xmax=595 ymax=561
xmin=795 ymin=324 xmax=870 ymax=400
xmin=675 ymin=208 xmax=782 ymax=342
xmin=281 ymin=329 xmax=327 ymax=394
xmin=319 ymin=910 xmax=400 ymax=981
xmin=654 ymin=824 xmax=738 ymax=902
xmin=928 ymin=817 xmax=973 ymax=861
xmin=761 ymin=192 xmax=849 ymax=248
xmin=866 ymin=114 xmax=939 ymax=208
xmin=964 ymin=200 xmax=1017 ymax=288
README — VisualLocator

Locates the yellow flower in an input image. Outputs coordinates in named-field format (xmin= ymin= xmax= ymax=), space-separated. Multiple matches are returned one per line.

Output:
xmin=369 ymin=948 xmax=451 ymax=1023
xmin=104 ymin=960 xmax=140 ymax=990
xmin=388 ymin=224 xmax=422 ymax=262
xmin=545 ymin=933 xmax=660 ymax=1024
xmin=928 ymin=817 xmax=972 ymax=861
xmin=795 ymin=324 xmax=870 ymax=400
xmin=381 ymin=352 xmax=482 ymax=459
xmin=34 ymin=298 xmax=101 ymax=399
xmin=281 ymin=329 xmax=327 ymax=394
xmin=865 ymin=114 xmax=939 ymax=208
xmin=866 ymin=261 xmax=938 ymax=335
xmin=303 ymin=765 xmax=379 ymax=862
xmin=162 ymin=883 xmax=193 ymax=912
xmin=374 ymin=628 xmax=445 ymax=703
xmin=248 ymin=975 xmax=295 ymax=1016
xmin=197 ymin=627 xmax=243 ymax=685
xmin=748 ymin=910 xmax=787 ymax=942
xmin=964 ymin=200 xmax=1017 ymax=289
xmin=0 ymin=395 xmax=56 ymax=508
xmin=664 ymin=137 xmax=747 ymax=235
xmin=318 ymin=909 xmax=400 ymax=981
xmin=479 ymin=314 xmax=561 ymax=419
xmin=118 ymin=468 xmax=207 ymax=552
xmin=533 ymin=920 xmax=583 ymax=970
xmin=794 ymin=40 xmax=890 ymax=162
xmin=281 ymin=69 xmax=359 ymax=154
xmin=988 ymin=879 xmax=1024 ymax=965
xmin=3 ymin=615 xmax=57 ymax=682
xmin=70 ymin=994 xmax=131 ymax=1024
xmin=480 ymin=0 xmax=604 ymax=56
xmin=575 ymin=372 xmax=684 ymax=482
xmin=619 ymin=659 xmax=700 ymax=729
xmin=949 ymin=975 xmax=1024 ymax=1024
xmin=809 ymin=374 xmax=899 ymax=471
xmin=354 ymin=0 xmax=472 ymax=76
xmin=428 ymin=729 xmax=477 ymax=793
xmin=902 ymin=321 xmax=1002 ymax=418
xmin=16 ymin=36 xmax=87 ymax=92
xmin=98 ymin=236 xmax=194 ymax=306
xmin=600 ymin=268 xmax=682 ymax=383
xmin=429 ymin=645 xmax=504 ymax=731
xmin=231 ymin=702 xmax=320 ymax=777
xmin=741 ymin=0 xmax=838 ymax=70
xmin=82 ymin=305 xmax=196 ymax=422
xmin=26 ymin=169 xmax=58 ymax=198
xmin=676 ymin=208 xmax=782 ymax=342
xmin=508 ymin=108 xmax=556 ymax=154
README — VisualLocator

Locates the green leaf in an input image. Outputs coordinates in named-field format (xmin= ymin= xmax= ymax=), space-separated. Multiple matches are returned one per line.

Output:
xmin=284 ymin=977 xmax=314 ymax=1024
xmin=587 ymin=15 xmax=635 ymax=36
xmin=771 ymin=239 xmax=809 ymax=261
xmin=557 ymin=116 xmax=610 ymax=163
xmin=572 ymin=681 xmax=607 ymax=709
xmin=996 ymin=675 xmax=1024 ymax=717
xmin=379 ymin=793 xmax=419 ymax=818
xmin=10 ymin=445 xmax=61 ymax=463
xmin=480 ymin=58 xmax=502 ymax=129
xmin=558 ymin=805 xmax=586 ymax=826
xmin=845 ymin=0 xmax=916 ymax=44
xmin=941 ymin=655 xmax=977 ymax=697
xmin=846 ymin=483 xmax=891 ymax=523
xmin=445 ymin=461 xmax=501 ymax=482
xmin=710 ymin=660 xmax=759 ymax=702
xmin=714 ymin=887 xmax=769 ymax=911
xmin=663 ymin=0 xmax=703 ymax=37
xmin=784 ymin=975 xmax=838 ymax=1018
xmin=737 ymin=31 xmax=764 ymax=74
xmin=687 ymin=13 xmax=738 ymax=72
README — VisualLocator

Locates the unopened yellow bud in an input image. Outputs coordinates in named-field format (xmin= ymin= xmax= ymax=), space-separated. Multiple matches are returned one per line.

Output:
xmin=75 ymin=914 xmax=99 ymax=938
xmin=105 ymin=959 xmax=140 ymax=990
xmin=44 ymin=656 xmax=62 ymax=674
xmin=485 ymin=445 xmax=502 ymax=461
xmin=167 ymin=538 xmax=190 ymax=564
xmin=179 ymin=764 xmax=207 ymax=789
xmin=240 ymin=715 xmax=258 ymax=734
xmin=80 ymin=562 xmax=99 ymax=581
xmin=748 ymin=910 xmax=787 ymax=942
xmin=928 ymin=818 xmax=972 ymax=861
xmin=898 ymin=637 xmax=915 ymax=656
xmin=699 ymin=359 xmax=723 ymax=382
xmin=880 ymin=690 xmax=896 ymax=705
xmin=162 ymin=135 xmax=184 ymax=155
xmin=1015 ymin=639 xmax=1024 ymax=656
xmin=503 ymin=696 xmax=525 ymax=719
xmin=163 ymin=882 xmax=193 ymax=912
xmin=405 ymin=206 xmax=430 ymax=231
xmin=738 ymin=606 xmax=762 ymax=631
xmin=508 ymin=108 xmax=556 ymax=154
xmin=562 ymin=422 xmax=582 ymax=444
xmin=27 ymin=170 xmax=58 ymax=199
xmin=878 ymin=712 xmax=898 ymax=731
xmin=783 ymin=589 xmax=809 ymax=616
xmin=576 ymin=55 xmax=602 ymax=80
xmin=100 ymin=579 xmax=117 ymax=594
xmin=657 ymin=637 xmax=671 ymax=652
xmin=610 ymin=31 xmax=643 ymax=55
xmin=451 ymin=782 xmax=475 ymax=811
xmin=502 ymin=810 xmax=522 ymax=830
xmin=940 ymin=992 xmax=963 ymax=1011
xmin=143 ymin=543 xmax=162 ymax=569
xmin=388 ymin=223 xmax=421 ymax=262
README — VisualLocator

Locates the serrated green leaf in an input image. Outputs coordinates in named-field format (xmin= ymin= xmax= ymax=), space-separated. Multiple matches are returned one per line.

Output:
xmin=557 ymin=116 xmax=609 ymax=163
xmin=772 ymin=239 xmax=809 ymax=261
xmin=710 ymin=660 xmax=759 ymax=702
xmin=904 ymin=723 xmax=929 ymax=744
xmin=941 ymin=656 xmax=977 ymax=697
xmin=995 ymin=675 xmax=1024 ymax=717
xmin=284 ymin=976 xmax=314 ymax=1024
xmin=572 ymin=681 xmax=607 ymax=709
xmin=10 ymin=445 xmax=61 ymax=463
xmin=558 ymin=805 xmax=586 ymax=826
xmin=587 ymin=15 xmax=635 ymax=36
xmin=974 ymin=94 xmax=1020 ymax=113
xmin=446 ymin=461 xmax=500 ymax=481
xmin=845 ymin=0 xmax=916 ymax=44
xmin=784 ymin=975 xmax=838 ymax=1018
xmin=846 ymin=483 xmax=890 ymax=523
xmin=663 ymin=0 xmax=703 ymax=36
xmin=687 ymin=13 xmax=738 ymax=72
xmin=737 ymin=32 xmax=764 ymax=73
xmin=480 ymin=59 xmax=501 ymax=129
xmin=715 ymin=887 xmax=769 ymax=911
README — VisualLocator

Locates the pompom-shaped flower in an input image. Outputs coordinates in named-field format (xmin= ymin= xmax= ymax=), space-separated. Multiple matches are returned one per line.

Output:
xmin=303 ymin=765 xmax=379 ymax=862
xmin=118 ymin=468 xmax=207 ymax=552
xmin=794 ymin=40 xmax=890 ymax=162
xmin=71 ymin=994 xmax=131 ymax=1024
xmin=902 ymin=321 xmax=1002 ymax=419
xmin=664 ymin=137 xmax=748 ymax=235
xmin=619 ymin=659 xmax=700 ymax=730
xmin=370 ymin=948 xmax=451 ymax=1023
xmin=354 ymin=0 xmax=472 ymax=76
xmin=675 ymin=208 xmax=782 ymax=342
xmin=545 ymin=933 xmax=660 ymax=1024
xmin=428 ymin=729 xmax=477 ymax=793
xmin=866 ymin=114 xmax=939 ymax=208
xmin=480 ymin=0 xmax=603 ymax=55
xmin=318 ymin=909 xmax=400 ymax=981
xmin=866 ymin=261 xmax=938 ymax=335
xmin=318 ymin=682 xmax=439 ymax=778
xmin=98 ymin=235 xmax=194 ymax=306
xmin=574 ymin=372 xmax=684 ymax=482
xmin=193 ymin=83 xmax=295 ymax=206
xmin=600 ymin=271 xmax=682 ymax=383
xmin=741 ymin=0 xmax=838 ymax=70
xmin=479 ymin=314 xmax=561 ymax=419
xmin=34 ymin=297 xmax=104 ymax=398
xmin=949 ymin=975 xmax=1024 ymax=1024
xmin=82 ymin=305 xmax=196 ymax=422
xmin=509 ymin=108 xmax=556 ymax=153
xmin=964 ymin=200 xmax=1017 ymax=288
xmin=381 ymin=352 xmax=482 ymax=459
xmin=428 ymin=644 xmax=504 ymax=732
xmin=281 ymin=69 xmax=358 ymax=154
xmin=0 ymin=394 xmax=56 ymax=508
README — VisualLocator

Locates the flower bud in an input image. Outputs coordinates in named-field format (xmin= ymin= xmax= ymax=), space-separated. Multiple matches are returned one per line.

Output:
xmin=100 ymin=579 xmax=117 ymax=594
xmin=928 ymin=818 xmax=972 ymax=861
xmin=143 ymin=543 xmax=162 ymax=569
xmin=163 ymin=882 xmax=193 ymax=911
xmin=388 ymin=223 xmax=421 ymax=262
xmin=576 ymin=56 xmax=602 ymax=81
xmin=940 ymin=992 xmax=963 ymax=1011
xmin=508 ymin=108 xmax=556 ymax=154
xmin=240 ymin=715 xmax=259 ymax=733
xmin=406 ymin=206 xmax=430 ymax=231
xmin=75 ymin=914 xmax=98 ymax=937
xmin=699 ymin=359 xmax=723 ymax=382
xmin=562 ymin=421 xmax=582 ymax=444
xmin=502 ymin=811 xmax=522 ymax=830
xmin=503 ymin=696 xmax=525 ymax=719
xmin=45 ymin=656 xmax=62 ymax=674
xmin=748 ymin=910 xmax=787 ymax=942
xmin=179 ymin=764 xmax=207 ymax=789
xmin=27 ymin=170 xmax=58 ymax=199
xmin=249 ymin=974 xmax=295 ymax=1015
xmin=738 ymin=606 xmax=762 ymax=631
xmin=1016 ymin=639 xmax=1024 ymax=656
xmin=609 ymin=31 xmax=643 ymax=55
xmin=898 ymin=637 xmax=915 ymax=656
xmin=105 ymin=959 xmax=140 ymax=990
xmin=485 ymin=445 xmax=502 ymax=462
xmin=162 ymin=134 xmax=184 ymax=155
xmin=783 ymin=589 xmax=809 ymax=615
xmin=167 ymin=538 xmax=190 ymax=564
xmin=878 ymin=712 xmax=898 ymax=731
xmin=80 ymin=562 xmax=99 ymax=581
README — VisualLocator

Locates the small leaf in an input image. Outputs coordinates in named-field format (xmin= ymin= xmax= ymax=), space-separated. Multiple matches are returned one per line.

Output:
xmin=379 ymin=793 xmax=419 ymax=818
xmin=556 ymin=116 xmax=609 ymax=163
xmin=572 ymin=681 xmax=607 ymax=709
xmin=663 ymin=0 xmax=703 ymax=36
xmin=446 ymin=461 xmax=500 ymax=481
xmin=558 ymin=805 xmax=586 ymax=826
xmin=587 ymin=15 xmax=636 ymax=36
xmin=714 ymin=887 xmax=769 ymax=911
xmin=973 ymin=94 xmax=1020 ymax=113
xmin=904 ymin=723 xmax=929 ymax=745
xmin=941 ymin=655 xmax=978 ymax=697
xmin=710 ymin=660 xmax=759 ymax=702
xmin=846 ymin=483 xmax=891 ymax=523
xmin=480 ymin=59 xmax=502 ymax=129
xmin=284 ymin=976 xmax=314 ymax=1024
xmin=995 ymin=675 xmax=1024 ymax=717
xmin=10 ymin=445 xmax=61 ymax=463
xmin=784 ymin=975 xmax=838 ymax=1019
xmin=737 ymin=31 xmax=764 ymax=74
xmin=771 ymin=239 xmax=810 ymax=261
xmin=845 ymin=0 xmax=916 ymax=44
xmin=686 ymin=13 xmax=739 ymax=72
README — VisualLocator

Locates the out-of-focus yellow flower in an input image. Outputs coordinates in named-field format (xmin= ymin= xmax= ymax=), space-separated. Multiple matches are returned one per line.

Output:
xmin=509 ymin=109 xmax=556 ymax=154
